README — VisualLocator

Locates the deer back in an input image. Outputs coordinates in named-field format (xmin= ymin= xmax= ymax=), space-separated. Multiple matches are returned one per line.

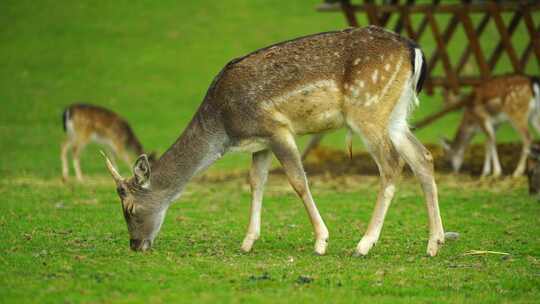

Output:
xmin=64 ymin=104 xmax=144 ymax=155
xmin=204 ymin=26 xmax=418 ymax=141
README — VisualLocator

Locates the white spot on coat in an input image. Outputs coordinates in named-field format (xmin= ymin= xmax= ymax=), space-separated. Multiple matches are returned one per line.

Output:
xmin=372 ymin=70 xmax=379 ymax=83
xmin=351 ymin=87 xmax=359 ymax=98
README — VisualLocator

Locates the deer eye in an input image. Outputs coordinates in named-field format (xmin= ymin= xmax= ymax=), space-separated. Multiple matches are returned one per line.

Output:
xmin=116 ymin=187 xmax=127 ymax=198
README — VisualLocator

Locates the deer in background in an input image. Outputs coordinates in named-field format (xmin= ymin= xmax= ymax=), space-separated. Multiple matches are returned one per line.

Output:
xmin=102 ymin=26 xmax=445 ymax=257
xmin=526 ymin=144 xmax=540 ymax=196
xmin=441 ymin=75 xmax=540 ymax=178
xmin=61 ymin=103 xmax=155 ymax=182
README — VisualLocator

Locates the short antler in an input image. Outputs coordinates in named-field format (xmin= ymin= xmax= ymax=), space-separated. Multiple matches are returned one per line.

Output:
xmin=100 ymin=150 xmax=123 ymax=182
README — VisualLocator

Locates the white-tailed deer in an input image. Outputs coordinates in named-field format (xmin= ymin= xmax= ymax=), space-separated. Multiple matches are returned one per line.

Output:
xmin=102 ymin=26 xmax=445 ymax=256
xmin=61 ymin=103 xmax=155 ymax=181
xmin=441 ymin=75 xmax=540 ymax=178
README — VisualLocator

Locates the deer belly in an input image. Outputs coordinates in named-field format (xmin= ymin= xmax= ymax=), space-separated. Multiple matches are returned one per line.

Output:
xmin=492 ymin=112 xmax=508 ymax=126
xmin=229 ymin=137 xmax=270 ymax=153
xmin=91 ymin=133 xmax=115 ymax=148
xmin=269 ymin=80 xmax=345 ymax=135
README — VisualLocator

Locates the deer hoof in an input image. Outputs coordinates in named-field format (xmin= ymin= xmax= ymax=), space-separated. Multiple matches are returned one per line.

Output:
xmin=512 ymin=172 xmax=523 ymax=178
xmin=426 ymin=235 xmax=444 ymax=257
xmin=240 ymin=235 xmax=258 ymax=253
xmin=314 ymin=238 xmax=328 ymax=256
xmin=354 ymin=236 xmax=376 ymax=257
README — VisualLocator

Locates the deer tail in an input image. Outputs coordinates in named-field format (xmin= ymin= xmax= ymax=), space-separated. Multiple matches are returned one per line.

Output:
xmin=411 ymin=48 xmax=426 ymax=106
xmin=62 ymin=107 xmax=71 ymax=132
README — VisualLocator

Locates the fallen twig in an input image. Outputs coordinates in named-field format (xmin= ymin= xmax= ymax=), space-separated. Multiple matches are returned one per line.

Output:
xmin=463 ymin=250 xmax=510 ymax=256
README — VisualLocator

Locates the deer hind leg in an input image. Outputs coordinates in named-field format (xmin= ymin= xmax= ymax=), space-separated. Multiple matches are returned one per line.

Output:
xmin=351 ymin=130 xmax=404 ymax=256
xmin=270 ymin=129 xmax=329 ymax=255
xmin=61 ymin=139 xmax=72 ymax=181
xmin=72 ymin=143 xmax=85 ymax=182
xmin=241 ymin=149 xmax=272 ymax=252
xmin=392 ymin=130 xmax=445 ymax=256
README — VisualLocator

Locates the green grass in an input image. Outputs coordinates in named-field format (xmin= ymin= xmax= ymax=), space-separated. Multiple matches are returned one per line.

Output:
xmin=1 ymin=175 xmax=539 ymax=303
xmin=1 ymin=0 xmax=539 ymax=303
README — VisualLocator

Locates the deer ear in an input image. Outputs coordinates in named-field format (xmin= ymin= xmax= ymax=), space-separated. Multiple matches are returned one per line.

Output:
xmin=439 ymin=137 xmax=451 ymax=151
xmin=133 ymin=154 xmax=151 ymax=187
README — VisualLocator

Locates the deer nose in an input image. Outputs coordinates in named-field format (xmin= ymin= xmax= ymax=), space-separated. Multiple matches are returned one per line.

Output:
xmin=130 ymin=239 xmax=151 ymax=251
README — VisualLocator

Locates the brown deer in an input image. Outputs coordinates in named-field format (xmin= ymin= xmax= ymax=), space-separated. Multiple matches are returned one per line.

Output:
xmin=61 ymin=103 xmax=154 ymax=181
xmin=441 ymin=75 xmax=540 ymax=177
xmin=102 ymin=26 xmax=445 ymax=257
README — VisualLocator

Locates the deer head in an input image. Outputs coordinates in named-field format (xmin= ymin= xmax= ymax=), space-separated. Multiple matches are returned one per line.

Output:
xmin=101 ymin=151 xmax=166 ymax=251
xmin=440 ymin=137 xmax=465 ymax=173
xmin=440 ymin=111 xmax=478 ymax=173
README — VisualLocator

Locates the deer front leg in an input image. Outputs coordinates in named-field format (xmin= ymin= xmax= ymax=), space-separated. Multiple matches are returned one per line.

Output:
xmin=513 ymin=128 xmax=531 ymax=177
xmin=355 ymin=138 xmax=403 ymax=256
xmin=61 ymin=140 xmax=72 ymax=181
xmin=241 ymin=149 xmax=272 ymax=252
xmin=271 ymin=130 xmax=329 ymax=255
xmin=481 ymin=121 xmax=502 ymax=177
xmin=481 ymin=142 xmax=492 ymax=177
xmin=114 ymin=145 xmax=132 ymax=168
xmin=106 ymin=147 xmax=118 ymax=169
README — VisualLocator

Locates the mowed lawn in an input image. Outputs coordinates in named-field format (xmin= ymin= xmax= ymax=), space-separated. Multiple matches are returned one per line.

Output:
xmin=1 ymin=0 xmax=539 ymax=303
xmin=1 ymin=174 xmax=539 ymax=303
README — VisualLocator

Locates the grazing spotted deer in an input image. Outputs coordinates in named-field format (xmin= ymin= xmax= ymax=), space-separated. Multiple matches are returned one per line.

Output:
xmin=61 ymin=103 xmax=154 ymax=181
xmin=441 ymin=75 xmax=540 ymax=177
xmin=102 ymin=26 xmax=445 ymax=256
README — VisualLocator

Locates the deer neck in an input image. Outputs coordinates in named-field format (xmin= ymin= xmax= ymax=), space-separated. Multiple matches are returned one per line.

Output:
xmin=150 ymin=107 xmax=228 ymax=204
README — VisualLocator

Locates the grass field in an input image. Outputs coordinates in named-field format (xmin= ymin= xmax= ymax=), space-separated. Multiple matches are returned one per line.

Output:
xmin=1 ymin=1 xmax=539 ymax=303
